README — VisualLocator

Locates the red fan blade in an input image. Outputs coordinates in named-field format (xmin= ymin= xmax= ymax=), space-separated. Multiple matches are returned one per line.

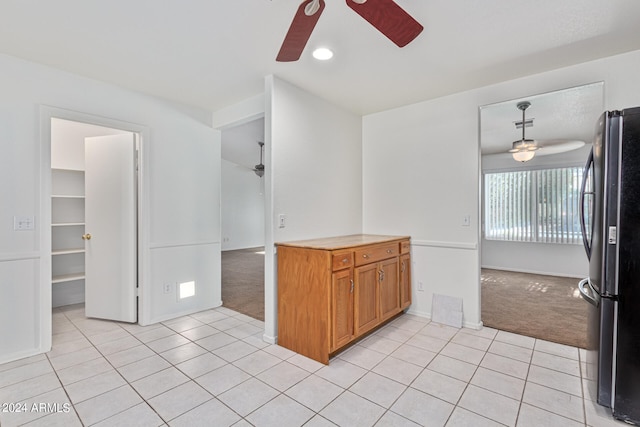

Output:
xmin=346 ymin=0 xmax=423 ymax=47
xmin=276 ymin=0 xmax=326 ymax=62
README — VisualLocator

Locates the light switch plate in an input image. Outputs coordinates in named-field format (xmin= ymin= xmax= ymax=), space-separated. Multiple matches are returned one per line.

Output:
xmin=14 ymin=216 xmax=35 ymax=231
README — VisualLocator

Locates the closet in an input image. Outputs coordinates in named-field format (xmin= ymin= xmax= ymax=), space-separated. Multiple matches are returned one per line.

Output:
xmin=50 ymin=118 xmax=138 ymax=322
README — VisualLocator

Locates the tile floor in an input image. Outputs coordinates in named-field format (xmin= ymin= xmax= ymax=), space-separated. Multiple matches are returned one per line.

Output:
xmin=0 ymin=305 xmax=630 ymax=427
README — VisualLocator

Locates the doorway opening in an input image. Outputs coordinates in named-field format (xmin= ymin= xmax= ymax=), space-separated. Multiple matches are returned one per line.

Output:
xmin=220 ymin=117 xmax=266 ymax=321
xmin=47 ymin=114 xmax=142 ymax=325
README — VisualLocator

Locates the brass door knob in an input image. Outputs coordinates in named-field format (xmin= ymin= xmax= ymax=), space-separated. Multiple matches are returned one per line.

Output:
xmin=82 ymin=233 xmax=92 ymax=240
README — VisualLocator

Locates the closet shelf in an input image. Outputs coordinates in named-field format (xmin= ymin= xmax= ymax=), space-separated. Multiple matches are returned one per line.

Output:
xmin=52 ymin=248 xmax=85 ymax=256
xmin=51 ymin=222 xmax=85 ymax=227
xmin=51 ymin=194 xmax=85 ymax=199
xmin=52 ymin=273 xmax=85 ymax=284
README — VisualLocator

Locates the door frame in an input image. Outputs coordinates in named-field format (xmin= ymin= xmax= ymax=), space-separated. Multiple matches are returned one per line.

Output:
xmin=39 ymin=106 xmax=150 ymax=350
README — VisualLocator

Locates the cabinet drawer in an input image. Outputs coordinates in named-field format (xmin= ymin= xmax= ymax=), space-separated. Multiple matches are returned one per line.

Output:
xmin=332 ymin=252 xmax=353 ymax=271
xmin=400 ymin=240 xmax=410 ymax=254
xmin=354 ymin=243 xmax=398 ymax=266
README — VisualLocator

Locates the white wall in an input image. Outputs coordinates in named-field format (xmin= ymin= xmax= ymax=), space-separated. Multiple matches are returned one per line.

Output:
xmin=362 ymin=49 xmax=640 ymax=329
xmin=221 ymin=159 xmax=265 ymax=250
xmin=0 ymin=53 xmax=221 ymax=364
xmin=264 ymin=76 xmax=363 ymax=341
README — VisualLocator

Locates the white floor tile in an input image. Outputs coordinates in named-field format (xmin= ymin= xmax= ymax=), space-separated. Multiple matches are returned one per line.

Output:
xmin=74 ymin=385 xmax=142 ymax=426
xmin=285 ymin=375 xmax=344 ymax=412
xmin=522 ymin=382 xmax=584 ymax=423
xmin=517 ymin=403 xmax=584 ymax=427
xmin=169 ymin=398 xmax=241 ymax=427
xmin=320 ymin=390 xmax=386 ymax=427
xmin=374 ymin=410 xmax=421 ymax=426
xmin=470 ymin=367 xmax=525 ymax=400
xmin=390 ymin=344 xmax=437 ymax=367
xmin=458 ymin=385 xmax=520 ymax=426
xmin=159 ymin=342 xmax=207 ymax=365
xmin=65 ymin=370 xmax=126 ymax=404
xmin=195 ymin=364 xmax=251 ymax=396
xmin=531 ymin=351 xmax=581 ymax=377
xmin=450 ymin=332 xmax=492 ymax=351
xmin=411 ymin=368 xmax=467 ymax=404
xmin=148 ymin=381 xmax=212 ymax=421
xmin=256 ymin=360 xmax=311 ymax=392
xmin=233 ymin=350 xmax=282 ymax=376
xmin=315 ymin=358 xmax=367 ymax=389
xmin=428 ymin=354 xmax=477 ymax=383
xmin=3 ymin=306 xmax=626 ymax=427
xmin=349 ymin=372 xmax=407 ymax=408
xmin=488 ymin=340 xmax=533 ymax=363
xmin=131 ymin=367 xmax=190 ymax=400
xmin=446 ymin=407 xmax=505 ymax=427
xmin=218 ymin=378 xmax=278 ymax=416
xmin=245 ymin=394 xmax=314 ymax=427
xmin=440 ymin=342 xmax=485 ymax=365
xmin=175 ymin=352 xmax=227 ymax=379
xmin=372 ymin=356 xmax=423 ymax=385
xmin=92 ymin=402 xmax=164 ymax=427
xmin=117 ymin=354 xmax=172 ymax=382
xmin=527 ymin=364 xmax=583 ymax=396
xmin=495 ymin=330 xmax=535 ymax=349
xmin=390 ymin=387 xmax=454 ymax=427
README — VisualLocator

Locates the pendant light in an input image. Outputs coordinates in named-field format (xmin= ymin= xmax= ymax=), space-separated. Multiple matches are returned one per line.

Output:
xmin=509 ymin=101 xmax=540 ymax=162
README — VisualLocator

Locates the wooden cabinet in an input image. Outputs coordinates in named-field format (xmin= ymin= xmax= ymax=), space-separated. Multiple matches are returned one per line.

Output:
xmin=277 ymin=234 xmax=411 ymax=364
xmin=400 ymin=253 xmax=412 ymax=310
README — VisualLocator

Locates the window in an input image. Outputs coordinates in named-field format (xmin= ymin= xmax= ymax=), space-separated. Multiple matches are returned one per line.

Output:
xmin=484 ymin=167 xmax=589 ymax=244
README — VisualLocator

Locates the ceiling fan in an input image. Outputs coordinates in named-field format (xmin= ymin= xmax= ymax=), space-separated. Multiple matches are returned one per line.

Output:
xmin=276 ymin=0 xmax=424 ymax=62
xmin=253 ymin=141 xmax=265 ymax=177
xmin=508 ymin=101 xmax=585 ymax=162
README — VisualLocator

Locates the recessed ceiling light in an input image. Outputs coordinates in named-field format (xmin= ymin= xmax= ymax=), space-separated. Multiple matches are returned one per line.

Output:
xmin=312 ymin=47 xmax=333 ymax=60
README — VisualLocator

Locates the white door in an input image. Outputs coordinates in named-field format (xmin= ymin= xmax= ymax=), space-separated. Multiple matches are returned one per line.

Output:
xmin=84 ymin=134 xmax=137 ymax=322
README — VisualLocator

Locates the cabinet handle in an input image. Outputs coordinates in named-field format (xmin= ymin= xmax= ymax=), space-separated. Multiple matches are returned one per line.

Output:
xmin=342 ymin=258 xmax=349 ymax=263
xmin=362 ymin=254 xmax=370 ymax=259
xmin=386 ymin=249 xmax=393 ymax=254
xmin=82 ymin=233 xmax=92 ymax=240
xmin=350 ymin=279 xmax=354 ymax=293
xmin=401 ymin=262 xmax=406 ymax=273
xmin=378 ymin=270 xmax=385 ymax=282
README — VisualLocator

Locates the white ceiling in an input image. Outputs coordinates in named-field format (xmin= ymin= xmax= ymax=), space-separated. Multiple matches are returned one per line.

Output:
xmin=480 ymin=82 xmax=604 ymax=155
xmin=1 ymin=1 xmax=639 ymax=116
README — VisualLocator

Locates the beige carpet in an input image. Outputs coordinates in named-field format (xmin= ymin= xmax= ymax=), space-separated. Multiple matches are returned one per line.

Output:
xmin=481 ymin=268 xmax=588 ymax=349
xmin=221 ymin=247 xmax=264 ymax=321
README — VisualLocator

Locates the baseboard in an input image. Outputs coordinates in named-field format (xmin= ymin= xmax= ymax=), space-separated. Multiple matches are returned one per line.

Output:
xmin=481 ymin=265 xmax=583 ymax=279
xmin=407 ymin=308 xmax=483 ymax=331
xmin=263 ymin=333 xmax=277 ymax=345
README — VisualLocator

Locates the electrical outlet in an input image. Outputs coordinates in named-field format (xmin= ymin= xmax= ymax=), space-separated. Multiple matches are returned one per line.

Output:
xmin=163 ymin=283 xmax=173 ymax=294
xmin=418 ymin=281 xmax=424 ymax=292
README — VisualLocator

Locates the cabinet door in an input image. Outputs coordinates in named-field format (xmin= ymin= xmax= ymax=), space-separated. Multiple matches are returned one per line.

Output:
xmin=354 ymin=263 xmax=379 ymax=336
xmin=331 ymin=269 xmax=354 ymax=351
xmin=400 ymin=254 xmax=411 ymax=310
xmin=379 ymin=257 xmax=400 ymax=321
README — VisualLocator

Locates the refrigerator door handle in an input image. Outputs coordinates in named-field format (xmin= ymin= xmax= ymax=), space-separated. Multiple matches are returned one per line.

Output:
xmin=579 ymin=148 xmax=594 ymax=260
xmin=578 ymin=277 xmax=600 ymax=308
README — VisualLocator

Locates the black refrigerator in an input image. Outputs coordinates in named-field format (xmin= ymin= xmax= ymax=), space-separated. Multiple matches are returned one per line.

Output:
xmin=579 ymin=107 xmax=640 ymax=425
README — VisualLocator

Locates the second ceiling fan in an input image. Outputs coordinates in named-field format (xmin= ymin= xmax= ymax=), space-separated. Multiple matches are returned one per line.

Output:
xmin=276 ymin=0 xmax=424 ymax=62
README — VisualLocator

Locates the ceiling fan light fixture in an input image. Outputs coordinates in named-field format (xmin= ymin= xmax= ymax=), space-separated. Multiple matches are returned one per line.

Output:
xmin=312 ymin=47 xmax=333 ymax=60
xmin=509 ymin=101 xmax=540 ymax=162
xmin=512 ymin=150 xmax=536 ymax=162
xmin=254 ymin=141 xmax=265 ymax=178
